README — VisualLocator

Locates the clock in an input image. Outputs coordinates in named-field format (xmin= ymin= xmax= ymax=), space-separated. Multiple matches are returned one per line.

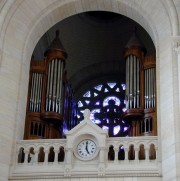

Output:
xmin=77 ymin=139 xmax=97 ymax=159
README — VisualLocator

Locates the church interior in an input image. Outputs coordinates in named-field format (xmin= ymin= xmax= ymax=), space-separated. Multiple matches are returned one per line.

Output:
xmin=0 ymin=1 xmax=180 ymax=181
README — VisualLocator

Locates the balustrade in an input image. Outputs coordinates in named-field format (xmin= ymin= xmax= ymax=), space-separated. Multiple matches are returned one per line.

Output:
xmin=16 ymin=136 xmax=157 ymax=166
xmin=12 ymin=136 xmax=159 ymax=179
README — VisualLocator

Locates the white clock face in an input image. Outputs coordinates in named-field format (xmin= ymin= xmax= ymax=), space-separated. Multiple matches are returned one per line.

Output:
xmin=77 ymin=139 xmax=97 ymax=159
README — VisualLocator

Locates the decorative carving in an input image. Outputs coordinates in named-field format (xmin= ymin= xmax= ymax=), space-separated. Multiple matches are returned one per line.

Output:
xmin=83 ymin=109 xmax=91 ymax=120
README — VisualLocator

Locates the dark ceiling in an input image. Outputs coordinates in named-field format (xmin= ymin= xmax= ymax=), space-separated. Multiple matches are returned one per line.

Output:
xmin=33 ymin=11 xmax=155 ymax=100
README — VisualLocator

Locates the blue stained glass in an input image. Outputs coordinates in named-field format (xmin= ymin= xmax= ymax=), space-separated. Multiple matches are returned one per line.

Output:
xmin=104 ymin=88 xmax=109 ymax=92
xmin=94 ymin=92 xmax=98 ymax=97
xmin=90 ymin=109 xmax=101 ymax=124
xmin=94 ymin=84 xmax=103 ymax=91
xmin=80 ymin=110 xmax=84 ymax=114
xmin=102 ymin=126 xmax=109 ymax=130
xmin=107 ymin=82 xmax=116 ymax=88
xmin=124 ymin=127 xmax=128 ymax=132
xmin=122 ymin=108 xmax=127 ymax=112
xmin=103 ymin=96 xmax=120 ymax=106
xmin=120 ymin=146 xmax=124 ymax=150
xmin=85 ymin=100 xmax=90 ymax=105
xmin=121 ymin=84 xmax=126 ymax=90
xmin=114 ymin=125 xmax=121 ymax=135
xmin=115 ymin=88 xmax=120 ymax=92
xmin=83 ymin=91 xmax=91 ymax=97
xmin=78 ymin=101 xmax=83 ymax=107
xmin=95 ymin=101 xmax=100 ymax=105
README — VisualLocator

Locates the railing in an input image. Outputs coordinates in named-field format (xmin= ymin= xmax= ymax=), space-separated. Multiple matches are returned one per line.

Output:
xmin=10 ymin=136 xmax=160 ymax=180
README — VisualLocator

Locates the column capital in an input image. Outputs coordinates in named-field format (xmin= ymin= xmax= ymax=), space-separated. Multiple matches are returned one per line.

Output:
xmin=172 ymin=36 xmax=180 ymax=54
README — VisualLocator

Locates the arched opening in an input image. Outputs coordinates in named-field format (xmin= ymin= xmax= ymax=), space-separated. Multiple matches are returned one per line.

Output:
xmin=58 ymin=146 xmax=65 ymax=162
xmin=48 ymin=147 xmax=55 ymax=162
xmin=108 ymin=145 xmax=115 ymax=161
xmin=38 ymin=147 xmax=45 ymax=163
xmin=23 ymin=11 xmax=157 ymax=139
xmin=0 ymin=0 xmax=177 ymax=180
xmin=149 ymin=144 xmax=156 ymax=160
xmin=28 ymin=147 xmax=35 ymax=163
xmin=128 ymin=145 xmax=135 ymax=160
xmin=18 ymin=147 xmax=25 ymax=163
xmin=118 ymin=145 xmax=125 ymax=160
xmin=139 ymin=144 xmax=145 ymax=160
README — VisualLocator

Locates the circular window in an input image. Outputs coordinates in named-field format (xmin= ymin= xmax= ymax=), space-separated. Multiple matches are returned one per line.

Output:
xmin=76 ymin=82 xmax=130 ymax=137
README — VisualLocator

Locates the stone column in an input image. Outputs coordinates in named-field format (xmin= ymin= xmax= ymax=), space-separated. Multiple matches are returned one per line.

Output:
xmin=24 ymin=150 xmax=29 ymax=164
xmin=145 ymin=147 xmax=149 ymax=161
xmin=34 ymin=149 xmax=38 ymax=163
xmin=114 ymin=146 xmax=119 ymax=163
xmin=134 ymin=147 xmax=139 ymax=161
xmin=124 ymin=147 xmax=129 ymax=161
xmin=54 ymin=148 xmax=59 ymax=163
xmin=64 ymin=148 xmax=72 ymax=177
xmin=44 ymin=149 xmax=49 ymax=164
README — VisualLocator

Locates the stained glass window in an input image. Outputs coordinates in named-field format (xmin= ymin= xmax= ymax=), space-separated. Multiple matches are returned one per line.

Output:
xmin=76 ymin=82 xmax=130 ymax=137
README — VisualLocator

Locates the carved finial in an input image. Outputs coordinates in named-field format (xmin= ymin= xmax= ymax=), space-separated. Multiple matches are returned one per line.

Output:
xmin=83 ymin=109 xmax=90 ymax=120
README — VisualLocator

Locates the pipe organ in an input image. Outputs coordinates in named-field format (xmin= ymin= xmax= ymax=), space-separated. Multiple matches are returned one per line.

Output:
xmin=24 ymin=31 xmax=76 ymax=139
xmin=123 ymin=31 xmax=157 ymax=136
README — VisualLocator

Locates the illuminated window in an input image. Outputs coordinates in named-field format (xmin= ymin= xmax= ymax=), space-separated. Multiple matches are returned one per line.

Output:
xmin=77 ymin=82 xmax=130 ymax=137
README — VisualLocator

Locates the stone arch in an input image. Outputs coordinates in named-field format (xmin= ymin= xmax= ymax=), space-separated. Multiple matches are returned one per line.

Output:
xmin=0 ymin=0 xmax=173 ymax=141
xmin=0 ymin=1 xmax=177 ymax=180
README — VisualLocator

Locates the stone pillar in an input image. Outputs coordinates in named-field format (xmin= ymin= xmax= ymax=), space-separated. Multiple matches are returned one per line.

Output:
xmin=54 ymin=148 xmax=59 ymax=163
xmin=24 ymin=150 xmax=29 ymax=164
xmin=44 ymin=149 xmax=49 ymax=164
xmin=98 ymin=147 xmax=106 ymax=176
xmin=64 ymin=148 xmax=72 ymax=177
xmin=34 ymin=149 xmax=38 ymax=163
xmin=134 ymin=148 xmax=139 ymax=161
xmin=145 ymin=147 xmax=149 ymax=161
xmin=114 ymin=146 xmax=119 ymax=163
xmin=124 ymin=147 xmax=128 ymax=161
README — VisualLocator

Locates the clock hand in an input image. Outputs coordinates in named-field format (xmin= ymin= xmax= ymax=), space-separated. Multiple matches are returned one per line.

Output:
xmin=86 ymin=141 xmax=90 ymax=154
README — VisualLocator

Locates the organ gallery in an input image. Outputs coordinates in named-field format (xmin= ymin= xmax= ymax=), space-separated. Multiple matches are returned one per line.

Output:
xmin=24 ymin=29 xmax=157 ymax=140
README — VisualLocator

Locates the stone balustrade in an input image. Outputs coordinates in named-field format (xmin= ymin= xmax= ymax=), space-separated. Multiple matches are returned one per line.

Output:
xmin=10 ymin=136 xmax=160 ymax=180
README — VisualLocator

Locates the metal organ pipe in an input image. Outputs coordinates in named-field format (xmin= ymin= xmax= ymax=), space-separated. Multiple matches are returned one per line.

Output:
xmin=148 ymin=68 xmax=151 ymax=108
xmin=45 ymin=59 xmax=64 ymax=114
xmin=144 ymin=67 xmax=155 ymax=109
xmin=129 ymin=55 xmax=133 ymax=109
xmin=56 ymin=60 xmax=61 ymax=113
xmin=133 ymin=56 xmax=136 ymax=108
xmin=126 ymin=56 xmax=129 ymax=109
xmin=125 ymin=55 xmax=140 ymax=109
xmin=52 ymin=59 xmax=58 ymax=112
xmin=29 ymin=73 xmax=43 ymax=112
xmin=49 ymin=60 xmax=54 ymax=111
xmin=29 ymin=73 xmax=35 ymax=112
xmin=46 ymin=62 xmax=51 ymax=111
xmin=58 ymin=62 xmax=64 ymax=114
xmin=153 ymin=68 xmax=156 ymax=107
xmin=136 ymin=58 xmax=140 ymax=108
xmin=144 ymin=69 xmax=147 ymax=109
xmin=33 ymin=73 xmax=38 ymax=112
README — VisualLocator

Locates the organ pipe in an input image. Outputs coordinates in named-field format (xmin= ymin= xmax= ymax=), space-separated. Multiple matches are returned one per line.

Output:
xmin=29 ymin=73 xmax=43 ymax=112
xmin=144 ymin=67 xmax=155 ymax=109
xmin=125 ymin=55 xmax=140 ymax=110
xmin=136 ymin=58 xmax=140 ymax=108
xmin=25 ymin=30 xmax=73 ymax=140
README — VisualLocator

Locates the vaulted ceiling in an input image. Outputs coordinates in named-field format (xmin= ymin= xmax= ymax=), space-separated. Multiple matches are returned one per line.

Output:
xmin=33 ymin=11 xmax=155 ymax=100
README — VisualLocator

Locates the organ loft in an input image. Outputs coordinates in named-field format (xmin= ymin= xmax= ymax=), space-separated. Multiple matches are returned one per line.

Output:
xmin=24 ymin=29 xmax=157 ymax=140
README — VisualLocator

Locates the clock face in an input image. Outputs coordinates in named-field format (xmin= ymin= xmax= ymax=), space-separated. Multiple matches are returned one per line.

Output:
xmin=77 ymin=139 xmax=97 ymax=159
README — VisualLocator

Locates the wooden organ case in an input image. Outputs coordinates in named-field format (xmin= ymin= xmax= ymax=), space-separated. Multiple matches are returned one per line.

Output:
xmin=123 ymin=31 xmax=157 ymax=136
xmin=24 ymin=31 xmax=76 ymax=139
